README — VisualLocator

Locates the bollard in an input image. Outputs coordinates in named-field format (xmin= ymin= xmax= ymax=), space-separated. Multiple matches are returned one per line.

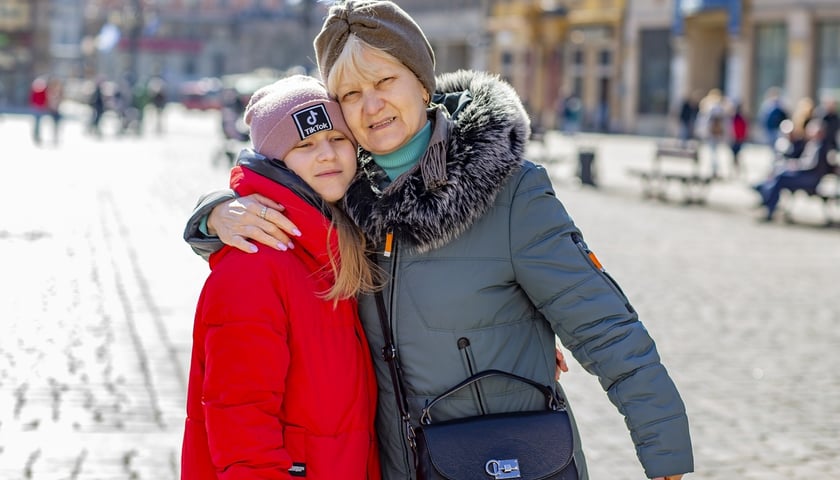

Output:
xmin=577 ymin=148 xmax=597 ymax=186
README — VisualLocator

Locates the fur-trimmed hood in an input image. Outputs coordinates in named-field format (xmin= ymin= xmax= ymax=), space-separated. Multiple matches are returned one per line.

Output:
xmin=343 ymin=69 xmax=531 ymax=253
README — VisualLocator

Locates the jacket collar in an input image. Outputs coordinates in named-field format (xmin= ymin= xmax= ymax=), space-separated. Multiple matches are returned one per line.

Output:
xmin=230 ymin=150 xmax=335 ymax=271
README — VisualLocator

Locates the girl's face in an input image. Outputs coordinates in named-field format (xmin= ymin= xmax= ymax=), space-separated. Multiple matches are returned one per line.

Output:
xmin=283 ymin=129 xmax=357 ymax=203
xmin=333 ymin=49 xmax=428 ymax=155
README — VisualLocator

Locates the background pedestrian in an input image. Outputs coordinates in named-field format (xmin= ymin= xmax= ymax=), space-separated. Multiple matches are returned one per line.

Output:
xmin=29 ymin=76 xmax=48 ymax=145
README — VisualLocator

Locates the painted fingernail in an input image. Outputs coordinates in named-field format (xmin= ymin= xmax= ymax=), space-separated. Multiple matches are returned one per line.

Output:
xmin=287 ymin=242 xmax=295 ymax=250
xmin=292 ymin=228 xmax=302 ymax=237
xmin=277 ymin=243 xmax=288 ymax=251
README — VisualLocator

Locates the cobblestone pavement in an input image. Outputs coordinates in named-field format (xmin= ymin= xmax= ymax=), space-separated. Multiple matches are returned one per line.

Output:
xmin=0 ymin=107 xmax=837 ymax=479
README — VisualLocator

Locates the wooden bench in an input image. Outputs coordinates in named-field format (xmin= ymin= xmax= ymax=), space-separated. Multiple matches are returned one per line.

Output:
xmin=781 ymin=170 xmax=840 ymax=226
xmin=627 ymin=140 xmax=715 ymax=204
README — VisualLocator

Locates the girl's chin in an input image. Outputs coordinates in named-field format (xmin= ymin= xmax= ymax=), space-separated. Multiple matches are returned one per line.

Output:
xmin=315 ymin=184 xmax=349 ymax=203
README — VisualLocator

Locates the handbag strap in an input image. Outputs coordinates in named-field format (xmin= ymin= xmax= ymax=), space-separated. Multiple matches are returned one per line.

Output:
xmin=420 ymin=369 xmax=562 ymax=425
xmin=374 ymin=290 xmax=417 ymax=448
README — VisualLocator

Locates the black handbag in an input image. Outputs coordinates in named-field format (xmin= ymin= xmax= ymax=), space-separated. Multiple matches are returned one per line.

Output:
xmin=373 ymin=291 xmax=578 ymax=480
xmin=414 ymin=369 xmax=578 ymax=480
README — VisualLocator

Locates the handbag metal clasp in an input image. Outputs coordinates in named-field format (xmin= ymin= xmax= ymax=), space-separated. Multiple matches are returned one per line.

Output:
xmin=485 ymin=459 xmax=521 ymax=479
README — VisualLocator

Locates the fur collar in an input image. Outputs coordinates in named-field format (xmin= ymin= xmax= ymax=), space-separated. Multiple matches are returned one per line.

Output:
xmin=343 ymin=69 xmax=531 ymax=253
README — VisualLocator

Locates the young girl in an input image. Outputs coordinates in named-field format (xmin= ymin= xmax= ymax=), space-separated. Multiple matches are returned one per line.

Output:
xmin=181 ymin=75 xmax=381 ymax=479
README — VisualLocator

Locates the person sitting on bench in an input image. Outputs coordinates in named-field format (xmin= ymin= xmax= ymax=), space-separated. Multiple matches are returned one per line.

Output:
xmin=753 ymin=118 xmax=835 ymax=222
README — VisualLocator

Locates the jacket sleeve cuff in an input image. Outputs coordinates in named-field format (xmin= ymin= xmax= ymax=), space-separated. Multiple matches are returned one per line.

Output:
xmin=639 ymin=414 xmax=694 ymax=479
xmin=183 ymin=189 xmax=236 ymax=261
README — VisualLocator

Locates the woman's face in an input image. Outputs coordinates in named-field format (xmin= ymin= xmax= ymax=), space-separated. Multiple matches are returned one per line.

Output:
xmin=333 ymin=49 xmax=428 ymax=155
xmin=283 ymin=129 xmax=357 ymax=203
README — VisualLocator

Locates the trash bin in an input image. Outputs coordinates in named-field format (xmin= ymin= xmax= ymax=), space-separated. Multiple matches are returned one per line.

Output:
xmin=577 ymin=148 xmax=597 ymax=186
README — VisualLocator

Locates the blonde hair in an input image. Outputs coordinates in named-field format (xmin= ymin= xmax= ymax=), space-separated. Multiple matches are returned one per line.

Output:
xmin=791 ymin=97 xmax=815 ymax=138
xmin=319 ymin=35 xmax=394 ymax=303
xmin=322 ymin=202 xmax=383 ymax=303
xmin=324 ymin=34 xmax=427 ymax=100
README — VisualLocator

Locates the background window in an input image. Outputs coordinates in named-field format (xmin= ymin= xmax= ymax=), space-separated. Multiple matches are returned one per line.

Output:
xmin=752 ymin=23 xmax=787 ymax=115
xmin=816 ymin=22 xmax=840 ymax=100
xmin=638 ymin=29 xmax=671 ymax=114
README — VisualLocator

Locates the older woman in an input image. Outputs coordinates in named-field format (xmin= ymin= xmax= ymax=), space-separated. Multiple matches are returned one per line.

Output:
xmin=184 ymin=2 xmax=693 ymax=479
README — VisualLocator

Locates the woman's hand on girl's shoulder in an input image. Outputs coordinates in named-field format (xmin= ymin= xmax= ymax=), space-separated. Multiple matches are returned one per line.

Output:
xmin=208 ymin=193 xmax=301 ymax=253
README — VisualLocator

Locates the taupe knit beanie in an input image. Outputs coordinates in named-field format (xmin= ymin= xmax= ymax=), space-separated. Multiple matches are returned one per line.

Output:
xmin=314 ymin=0 xmax=436 ymax=96
xmin=244 ymin=75 xmax=355 ymax=161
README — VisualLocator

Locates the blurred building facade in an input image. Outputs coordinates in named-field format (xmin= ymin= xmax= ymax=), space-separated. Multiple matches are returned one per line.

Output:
xmin=0 ymin=0 xmax=486 ymax=106
xmin=627 ymin=0 xmax=840 ymax=135
xmin=1 ymin=0 xmax=839 ymax=136
xmin=485 ymin=0 xmax=840 ymax=135
xmin=0 ymin=0 xmax=45 ymax=105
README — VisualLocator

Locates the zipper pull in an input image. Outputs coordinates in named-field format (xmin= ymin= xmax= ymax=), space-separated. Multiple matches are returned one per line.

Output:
xmin=587 ymin=251 xmax=604 ymax=272
xmin=572 ymin=232 xmax=604 ymax=272
xmin=384 ymin=232 xmax=394 ymax=257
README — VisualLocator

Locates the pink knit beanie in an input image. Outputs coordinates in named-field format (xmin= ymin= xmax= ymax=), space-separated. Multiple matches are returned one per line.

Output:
xmin=244 ymin=75 xmax=355 ymax=161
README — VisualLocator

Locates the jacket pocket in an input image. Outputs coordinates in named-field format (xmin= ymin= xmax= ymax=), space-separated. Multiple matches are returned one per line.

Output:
xmin=571 ymin=232 xmax=635 ymax=314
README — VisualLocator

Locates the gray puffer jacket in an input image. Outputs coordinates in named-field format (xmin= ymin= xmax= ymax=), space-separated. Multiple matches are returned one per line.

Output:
xmin=342 ymin=70 xmax=693 ymax=480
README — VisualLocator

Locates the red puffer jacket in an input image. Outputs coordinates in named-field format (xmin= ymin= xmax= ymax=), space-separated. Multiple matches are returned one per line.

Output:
xmin=181 ymin=161 xmax=380 ymax=480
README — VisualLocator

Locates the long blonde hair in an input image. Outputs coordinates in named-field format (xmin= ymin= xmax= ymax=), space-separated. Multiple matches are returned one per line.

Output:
xmin=320 ymin=35 xmax=393 ymax=302
xmin=322 ymin=202 xmax=383 ymax=303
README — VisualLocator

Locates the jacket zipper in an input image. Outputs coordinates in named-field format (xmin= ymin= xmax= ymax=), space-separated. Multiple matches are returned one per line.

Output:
xmin=457 ymin=337 xmax=487 ymax=414
xmin=383 ymin=233 xmax=414 ymax=474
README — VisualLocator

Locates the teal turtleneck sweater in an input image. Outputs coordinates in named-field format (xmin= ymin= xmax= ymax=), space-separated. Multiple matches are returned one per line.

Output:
xmin=372 ymin=121 xmax=432 ymax=180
